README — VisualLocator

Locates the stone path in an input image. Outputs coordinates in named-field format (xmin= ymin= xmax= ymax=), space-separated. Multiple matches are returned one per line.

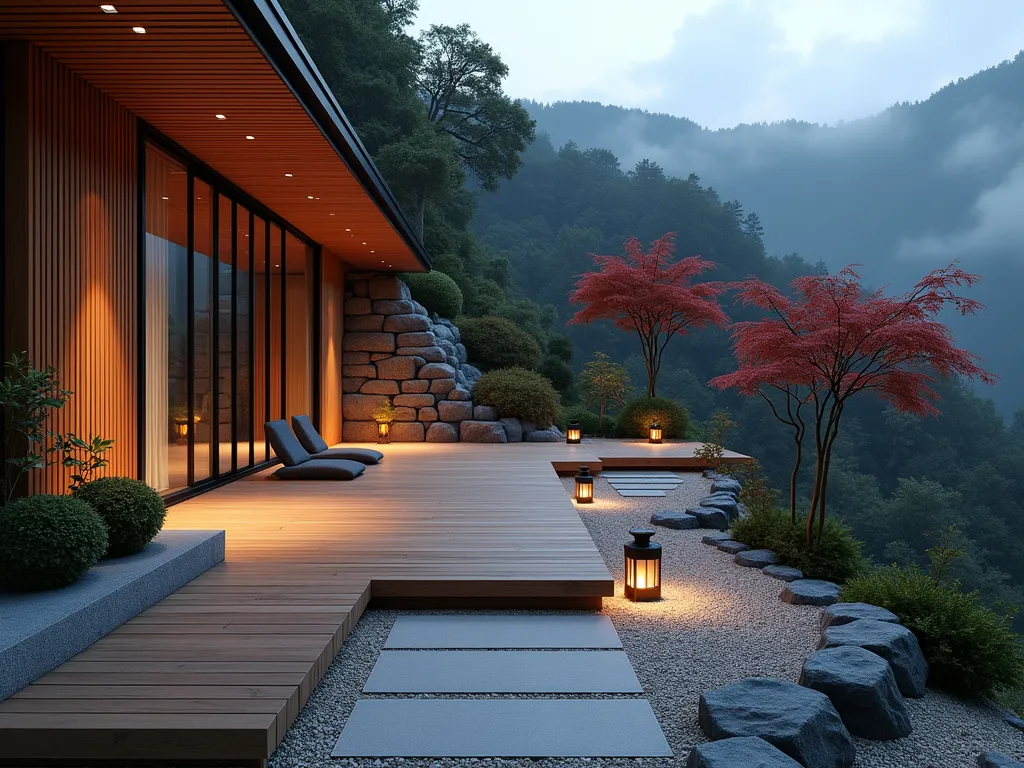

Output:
xmin=331 ymin=614 xmax=672 ymax=759
xmin=600 ymin=471 xmax=684 ymax=498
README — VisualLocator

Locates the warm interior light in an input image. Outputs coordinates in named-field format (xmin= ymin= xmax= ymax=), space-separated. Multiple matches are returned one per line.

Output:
xmin=285 ymin=173 xmax=293 ymax=177
xmin=566 ymin=421 xmax=582 ymax=444
xmin=624 ymin=529 xmax=662 ymax=601
xmin=132 ymin=26 xmax=146 ymax=33
xmin=345 ymin=228 xmax=351 ymax=231
xmin=377 ymin=421 xmax=391 ymax=444
xmin=161 ymin=196 xmax=169 ymax=200
xmin=307 ymin=195 xmax=314 ymax=199
xmin=575 ymin=466 xmax=594 ymax=503
xmin=99 ymin=4 xmax=117 ymax=12
xmin=329 ymin=213 xmax=335 ymax=216
xmin=362 ymin=242 xmax=367 ymax=245
xmin=648 ymin=422 xmax=663 ymax=444
xmin=245 ymin=135 xmax=255 ymax=140
xmin=215 ymin=114 xmax=226 ymax=120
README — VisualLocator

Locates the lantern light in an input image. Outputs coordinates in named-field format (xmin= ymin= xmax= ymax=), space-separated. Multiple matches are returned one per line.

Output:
xmin=566 ymin=420 xmax=582 ymax=444
xmin=648 ymin=421 xmax=663 ymax=444
xmin=624 ymin=528 xmax=662 ymax=601
xmin=376 ymin=420 xmax=391 ymax=444
xmin=574 ymin=465 xmax=594 ymax=503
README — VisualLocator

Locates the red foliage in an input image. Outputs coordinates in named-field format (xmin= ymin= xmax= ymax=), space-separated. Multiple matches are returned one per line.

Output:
xmin=568 ymin=233 xmax=729 ymax=397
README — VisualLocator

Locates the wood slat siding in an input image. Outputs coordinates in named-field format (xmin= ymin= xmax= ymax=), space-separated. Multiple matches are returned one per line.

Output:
xmin=319 ymin=252 xmax=345 ymax=445
xmin=4 ymin=44 xmax=138 ymax=493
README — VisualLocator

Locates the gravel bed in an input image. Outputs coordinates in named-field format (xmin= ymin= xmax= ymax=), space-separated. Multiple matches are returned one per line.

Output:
xmin=269 ymin=471 xmax=1024 ymax=768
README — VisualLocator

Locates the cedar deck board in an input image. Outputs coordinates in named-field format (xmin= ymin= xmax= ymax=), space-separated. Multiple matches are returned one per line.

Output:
xmin=0 ymin=440 xmax=746 ymax=765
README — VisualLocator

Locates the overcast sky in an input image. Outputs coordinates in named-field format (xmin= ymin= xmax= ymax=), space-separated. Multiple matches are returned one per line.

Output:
xmin=411 ymin=0 xmax=1024 ymax=129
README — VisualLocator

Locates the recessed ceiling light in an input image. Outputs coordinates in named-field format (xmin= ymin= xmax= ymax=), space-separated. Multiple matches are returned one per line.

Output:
xmin=370 ymin=250 xmax=375 ymax=253
xmin=362 ymin=242 xmax=367 ymax=245
xmin=329 ymin=213 xmax=335 ymax=216
xmin=314 ymin=197 xmax=320 ymax=200
xmin=99 ymin=4 xmax=117 ymax=13
xmin=132 ymin=26 xmax=146 ymax=33
xmin=245 ymin=135 xmax=255 ymax=140
xmin=344 ymin=228 xmax=350 ymax=231
xmin=284 ymin=173 xmax=293 ymax=177
xmin=161 ymin=196 xmax=168 ymax=200
xmin=307 ymin=195 xmax=314 ymax=200
xmin=274 ymin=263 xmax=280 ymax=268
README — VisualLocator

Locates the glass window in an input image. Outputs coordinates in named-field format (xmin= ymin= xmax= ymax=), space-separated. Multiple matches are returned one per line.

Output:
xmin=253 ymin=216 xmax=269 ymax=461
xmin=218 ymin=195 xmax=234 ymax=472
xmin=268 ymin=224 xmax=283 ymax=450
xmin=284 ymin=232 xmax=314 ymax=421
xmin=236 ymin=205 xmax=253 ymax=469
xmin=193 ymin=180 xmax=214 ymax=483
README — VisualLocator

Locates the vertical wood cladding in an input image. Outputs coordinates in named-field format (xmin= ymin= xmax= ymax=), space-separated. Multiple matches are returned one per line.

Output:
xmin=4 ymin=45 xmax=138 ymax=493
xmin=320 ymin=253 xmax=346 ymax=445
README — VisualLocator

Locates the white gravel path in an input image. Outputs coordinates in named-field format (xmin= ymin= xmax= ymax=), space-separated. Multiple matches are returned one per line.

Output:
xmin=269 ymin=470 xmax=1024 ymax=768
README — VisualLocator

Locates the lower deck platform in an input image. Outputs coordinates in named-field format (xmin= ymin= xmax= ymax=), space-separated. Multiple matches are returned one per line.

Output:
xmin=0 ymin=440 xmax=749 ymax=766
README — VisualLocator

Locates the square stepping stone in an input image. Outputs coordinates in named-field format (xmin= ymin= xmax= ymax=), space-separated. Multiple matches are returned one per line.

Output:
xmin=331 ymin=699 xmax=672 ymax=757
xmin=384 ymin=615 xmax=622 ymax=649
xmin=363 ymin=650 xmax=642 ymax=693
xmin=609 ymin=484 xmax=680 ymax=491
xmin=617 ymin=490 xmax=667 ymax=497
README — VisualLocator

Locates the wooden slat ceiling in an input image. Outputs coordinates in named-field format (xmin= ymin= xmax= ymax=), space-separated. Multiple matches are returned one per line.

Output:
xmin=0 ymin=0 xmax=426 ymax=271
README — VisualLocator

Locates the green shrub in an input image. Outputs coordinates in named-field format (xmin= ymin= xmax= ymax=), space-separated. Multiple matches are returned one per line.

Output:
xmin=75 ymin=477 xmax=166 ymax=557
xmin=555 ymin=405 xmax=615 ymax=437
xmin=842 ymin=565 xmax=1024 ymax=698
xmin=401 ymin=271 xmax=463 ymax=318
xmin=732 ymin=508 xmax=867 ymax=583
xmin=996 ymin=686 xmax=1024 ymax=717
xmin=546 ymin=335 xmax=574 ymax=362
xmin=0 ymin=495 xmax=107 ymax=590
xmin=616 ymin=396 xmax=689 ymax=439
xmin=457 ymin=315 xmax=542 ymax=371
xmin=473 ymin=368 xmax=561 ymax=426
xmin=539 ymin=355 xmax=575 ymax=396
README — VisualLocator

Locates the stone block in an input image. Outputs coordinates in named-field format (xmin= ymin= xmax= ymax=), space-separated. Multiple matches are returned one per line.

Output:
xmin=343 ymin=420 xmax=378 ymax=442
xmin=345 ymin=297 xmax=372 ymax=315
xmin=345 ymin=314 xmax=385 ymax=332
xmin=820 ymin=603 xmax=901 ymax=631
xmin=343 ymin=364 xmax=377 ymax=378
xmin=351 ymin=279 xmax=369 ymax=297
xmin=412 ymin=301 xmax=429 ymax=316
xmin=782 ymin=579 xmax=843 ymax=607
xmin=376 ymin=356 xmax=418 ymax=380
xmin=425 ymin=422 xmax=459 ymax=443
xmin=393 ymin=407 xmax=417 ymax=422
xmin=397 ymin=332 xmax=435 ymax=348
xmin=429 ymin=378 xmax=457 ymax=396
xmin=402 ymin=380 xmax=430 ymax=394
xmin=343 ymin=394 xmax=390 ymax=421
xmin=397 ymin=346 xmax=446 ymax=362
xmin=686 ymin=737 xmax=802 ymax=768
xmin=383 ymin=313 xmax=431 ymax=333
xmin=360 ymin=380 xmax=399 ymax=395
xmin=651 ymin=510 xmax=699 ymax=530
xmin=374 ymin=299 xmax=416 ymax=316
xmin=394 ymin=394 xmax=435 ymax=408
xmin=369 ymin=275 xmax=409 ymax=301
xmin=818 ymin=619 xmax=928 ymax=698
xmin=500 ymin=417 xmax=523 ymax=442
xmin=460 ymin=420 xmax=507 ymax=443
xmin=419 ymin=407 xmax=438 ymax=422
xmin=343 ymin=333 xmax=395 ymax=353
xmin=473 ymin=405 xmax=499 ymax=421
xmin=419 ymin=362 xmax=458 ymax=380
xmin=390 ymin=421 xmax=425 ymax=442
xmin=342 ymin=351 xmax=371 ymax=365
xmin=370 ymin=353 xmax=391 ymax=361
xmin=342 ymin=377 xmax=367 ymax=394
xmin=448 ymin=386 xmax=472 ymax=401
xmin=439 ymin=400 xmax=473 ymax=422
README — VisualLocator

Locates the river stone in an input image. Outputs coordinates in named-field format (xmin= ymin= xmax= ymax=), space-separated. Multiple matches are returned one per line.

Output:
xmin=447 ymin=386 xmax=472 ymax=401
xmin=799 ymin=646 xmax=912 ymax=740
xmin=439 ymin=400 xmax=473 ymax=422
xmin=460 ymin=420 xmax=507 ymax=443
xmin=345 ymin=297 xmax=371 ymax=315
xmin=383 ymin=313 xmax=431 ymax=333
xmin=978 ymin=752 xmax=1024 ymax=768
xmin=686 ymin=737 xmax=802 ymax=768
xmin=716 ymin=540 xmax=750 ymax=554
xmin=473 ymin=405 xmax=499 ymax=421
xmin=710 ymin=477 xmax=742 ymax=496
xmin=412 ymin=301 xmax=429 ymax=316
xmin=735 ymin=549 xmax=778 ymax=568
xmin=500 ymin=418 xmax=523 ymax=442
xmin=820 ymin=603 xmax=901 ymax=632
xmin=781 ymin=579 xmax=842 ymax=607
xmin=763 ymin=565 xmax=804 ymax=582
xmin=819 ymin=619 xmax=929 ymax=698
xmin=698 ymin=678 xmax=855 ymax=768
xmin=651 ymin=510 xmax=699 ymax=530
xmin=455 ymin=342 xmax=468 ymax=364
xmin=425 ymin=422 xmax=458 ymax=443
xmin=687 ymin=506 xmax=730 ymax=531
xmin=702 ymin=531 xmax=733 ymax=545
xmin=418 ymin=362 xmax=458 ymax=380
xmin=524 ymin=428 xmax=562 ymax=442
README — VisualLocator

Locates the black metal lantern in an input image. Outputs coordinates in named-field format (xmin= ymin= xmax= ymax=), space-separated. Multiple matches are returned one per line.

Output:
xmin=648 ymin=422 xmax=663 ymax=444
xmin=624 ymin=528 xmax=662 ymax=601
xmin=574 ymin=465 xmax=594 ymax=503
xmin=566 ymin=420 xmax=582 ymax=444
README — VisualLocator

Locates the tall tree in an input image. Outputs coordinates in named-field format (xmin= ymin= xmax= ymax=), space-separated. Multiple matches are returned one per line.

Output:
xmin=580 ymin=352 xmax=631 ymax=433
xmin=568 ymin=233 xmax=729 ymax=397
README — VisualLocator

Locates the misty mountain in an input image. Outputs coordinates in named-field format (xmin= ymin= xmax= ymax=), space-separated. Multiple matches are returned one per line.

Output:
xmin=519 ymin=51 xmax=1024 ymax=415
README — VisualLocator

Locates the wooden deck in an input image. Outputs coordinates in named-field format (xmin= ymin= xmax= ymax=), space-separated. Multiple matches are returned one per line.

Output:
xmin=0 ymin=440 xmax=749 ymax=766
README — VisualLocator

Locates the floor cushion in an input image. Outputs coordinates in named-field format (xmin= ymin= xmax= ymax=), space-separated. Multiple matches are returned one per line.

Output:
xmin=272 ymin=459 xmax=366 ymax=481
xmin=265 ymin=420 xmax=311 ymax=467
xmin=313 ymin=447 xmax=384 ymax=465
xmin=291 ymin=415 xmax=330 ymax=454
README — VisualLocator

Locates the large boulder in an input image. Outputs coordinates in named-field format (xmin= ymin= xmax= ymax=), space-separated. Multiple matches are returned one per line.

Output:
xmin=651 ymin=510 xmax=699 ymax=530
xmin=716 ymin=540 xmax=751 ymax=555
xmin=799 ymin=646 xmax=912 ymax=740
xmin=819 ymin=619 xmax=928 ymax=698
xmin=710 ymin=477 xmax=742 ymax=496
xmin=388 ymin=422 xmax=425 ymax=442
xmin=376 ymin=356 xmax=418 ymax=381
xmin=820 ymin=603 xmax=901 ymax=632
xmin=686 ymin=737 xmax=802 ymax=768
xmin=500 ymin=418 xmax=523 ymax=442
xmin=763 ymin=564 xmax=804 ymax=582
xmin=425 ymin=422 xmax=458 ymax=443
xmin=524 ymin=428 xmax=562 ymax=442
xmin=687 ymin=506 xmax=730 ymax=531
xmin=781 ymin=579 xmax=842 ymax=607
xmin=978 ymin=753 xmax=1024 ymax=768
xmin=698 ymin=678 xmax=855 ymax=768
xmin=368 ymin=275 xmax=409 ymax=300
xmin=735 ymin=549 xmax=778 ymax=568
xmin=343 ymin=394 xmax=389 ymax=421
xmin=460 ymin=420 xmax=507 ymax=443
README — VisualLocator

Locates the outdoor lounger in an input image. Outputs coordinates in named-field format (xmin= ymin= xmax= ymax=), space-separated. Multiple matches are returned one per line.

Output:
xmin=264 ymin=420 xmax=366 ymax=480
xmin=291 ymin=415 xmax=384 ymax=465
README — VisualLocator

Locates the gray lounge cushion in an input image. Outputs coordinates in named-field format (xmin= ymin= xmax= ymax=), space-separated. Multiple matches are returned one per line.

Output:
xmin=292 ymin=415 xmax=383 ymax=464
xmin=272 ymin=459 xmax=366 ymax=481
xmin=265 ymin=420 xmax=311 ymax=467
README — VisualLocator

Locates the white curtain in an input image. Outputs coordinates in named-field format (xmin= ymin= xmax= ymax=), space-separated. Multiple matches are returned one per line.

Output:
xmin=145 ymin=233 xmax=169 ymax=491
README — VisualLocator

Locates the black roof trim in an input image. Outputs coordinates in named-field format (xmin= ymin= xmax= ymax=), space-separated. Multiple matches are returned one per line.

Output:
xmin=222 ymin=0 xmax=430 ymax=270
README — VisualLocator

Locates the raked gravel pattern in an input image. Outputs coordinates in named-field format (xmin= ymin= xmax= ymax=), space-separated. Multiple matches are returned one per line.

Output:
xmin=268 ymin=470 xmax=1024 ymax=768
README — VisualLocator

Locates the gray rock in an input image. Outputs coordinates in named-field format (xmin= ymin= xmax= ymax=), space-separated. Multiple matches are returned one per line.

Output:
xmin=710 ymin=477 xmax=742 ymax=496
xmin=687 ymin=506 xmax=731 ymax=531
xmin=401 ymin=380 xmax=430 ymax=394
xmin=978 ymin=752 xmax=1024 ymax=768
xmin=445 ymin=356 xmax=461 ymax=370
xmin=820 ymin=603 xmax=901 ymax=632
xmin=342 ymin=377 xmax=367 ymax=394
xmin=1003 ymin=711 xmax=1024 ymax=733
xmin=520 ymin=420 xmax=537 ymax=434
xmin=702 ymin=531 xmax=733 ymax=545
xmin=651 ymin=510 xmax=699 ymax=530
xmin=429 ymin=378 xmax=457 ymax=396
xmin=781 ymin=579 xmax=843 ymax=607
xmin=438 ymin=400 xmax=473 ymax=423
xmin=763 ymin=565 xmax=804 ymax=582
xmin=345 ymin=297 xmax=371 ymax=315
xmin=473 ymin=405 xmax=499 ymax=421
xmin=524 ymin=428 xmax=562 ymax=442
xmin=819 ymin=619 xmax=929 ymax=698
xmin=343 ymin=364 xmax=376 ymax=378
xmin=397 ymin=345 xmax=446 ymax=362
xmin=418 ymin=362 xmax=458 ymax=380
xmin=737 ymin=502 xmax=751 ymax=519
xmin=686 ymin=737 xmax=802 ymax=768
xmin=459 ymin=420 xmax=507 ymax=443
xmin=375 ymin=356 xmax=418 ymax=381
xmin=699 ymin=495 xmax=740 ymax=521
xmin=432 ymin=324 xmax=455 ymax=343
xmin=425 ymin=422 xmax=458 ymax=443
xmin=499 ymin=418 xmax=523 ymax=443
xmin=345 ymin=314 xmax=385 ymax=332
xmin=396 ymin=332 xmax=435 ymax=348
xmin=698 ymin=678 xmax=855 ymax=768
xmin=389 ymin=422 xmax=424 ymax=442
xmin=369 ymin=275 xmax=407 ymax=300
xmin=411 ymin=301 xmax=429 ymax=316
xmin=460 ymin=363 xmax=483 ymax=386
xmin=382 ymin=313 xmax=431 ymax=333
xmin=342 ymin=394 xmax=390 ymax=421
xmin=373 ymin=299 xmax=417 ymax=316
xmin=359 ymin=380 xmax=399 ymax=395
xmin=455 ymin=342 xmax=468 ymax=364
xmin=393 ymin=394 xmax=434 ymax=408
xmin=799 ymin=646 xmax=912 ymax=740
xmin=717 ymin=540 xmax=751 ymax=555
xmin=735 ymin=549 xmax=778 ymax=568
xmin=342 ymin=332 xmax=395 ymax=353
xmin=447 ymin=386 xmax=472 ymax=401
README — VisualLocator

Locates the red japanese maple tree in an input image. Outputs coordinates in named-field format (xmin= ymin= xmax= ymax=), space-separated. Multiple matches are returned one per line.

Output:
xmin=711 ymin=264 xmax=995 ymax=547
xmin=568 ymin=233 xmax=728 ymax=397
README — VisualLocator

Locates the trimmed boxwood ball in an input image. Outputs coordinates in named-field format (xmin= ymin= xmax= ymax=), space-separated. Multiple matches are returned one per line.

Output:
xmin=75 ymin=477 xmax=167 ymax=557
xmin=617 ymin=396 xmax=689 ymax=439
xmin=0 ymin=495 xmax=108 ymax=590
xmin=457 ymin=315 xmax=542 ymax=371
xmin=473 ymin=367 xmax=561 ymax=427
xmin=400 ymin=270 xmax=463 ymax=318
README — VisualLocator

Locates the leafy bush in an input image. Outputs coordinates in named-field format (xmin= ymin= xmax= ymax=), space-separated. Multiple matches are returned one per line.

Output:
xmin=75 ymin=477 xmax=166 ymax=557
xmin=473 ymin=368 xmax=561 ymax=426
xmin=732 ymin=508 xmax=866 ymax=583
xmin=842 ymin=565 xmax=1024 ymax=698
xmin=457 ymin=315 xmax=542 ymax=371
xmin=616 ymin=396 xmax=688 ymax=439
xmin=539 ymin=355 xmax=575 ymax=396
xmin=555 ymin=405 xmax=616 ymax=437
xmin=401 ymin=271 xmax=463 ymax=318
xmin=0 ymin=495 xmax=107 ymax=590
xmin=546 ymin=335 xmax=574 ymax=362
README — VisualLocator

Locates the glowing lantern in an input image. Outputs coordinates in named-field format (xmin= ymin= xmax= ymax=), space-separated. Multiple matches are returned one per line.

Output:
xmin=624 ymin=528 xmax=662 ymax=601
xmin=574 ymin=465 xmax=594 ymax=503
xmin=376 ymin=420 xmax=391 ymax=444
xmin=648 ymin=422 xmax=663 ymax=444
xmin=566 ymin=420 xmax=582 ymax=444
xmin=173 ymin=418 xmax=189 ymax=441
